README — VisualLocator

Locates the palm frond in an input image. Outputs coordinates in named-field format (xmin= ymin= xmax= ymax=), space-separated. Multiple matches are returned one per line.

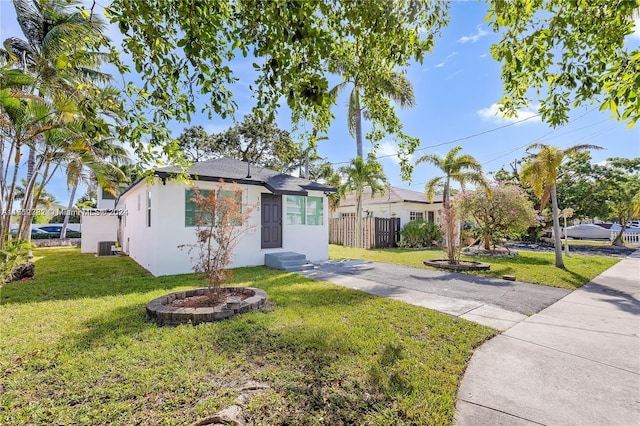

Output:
xmin=379 ymin=72 xmax=416 ymax=109
xmin=424 ymin=176 xmax=443 ymax=202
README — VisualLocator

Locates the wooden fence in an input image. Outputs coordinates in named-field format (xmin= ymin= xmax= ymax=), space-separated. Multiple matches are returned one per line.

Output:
xmin=329 ymin=217 xmax=401 ymax=248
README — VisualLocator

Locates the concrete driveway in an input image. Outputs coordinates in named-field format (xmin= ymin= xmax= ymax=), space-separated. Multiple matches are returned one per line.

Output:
xmin=300 ymin=260 xmax=570 ymax=331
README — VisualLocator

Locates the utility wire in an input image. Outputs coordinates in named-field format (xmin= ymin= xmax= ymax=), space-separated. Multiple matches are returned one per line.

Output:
xmin=327 ymin=113 xmax=542 ymax=166
xmin=396 ymin=107 xmax=604 ymax=190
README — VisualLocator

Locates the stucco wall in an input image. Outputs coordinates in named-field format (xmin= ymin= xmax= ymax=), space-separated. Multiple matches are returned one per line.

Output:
xmin=80 ymin=213 xmax=119 ymax=253
xmin=118 ymin=179 xmax=330 ymax=276
xmin=96 ymin=187 xmax=116 ymax=210
xmin=333 ymin=202 xmax=441 ymax=227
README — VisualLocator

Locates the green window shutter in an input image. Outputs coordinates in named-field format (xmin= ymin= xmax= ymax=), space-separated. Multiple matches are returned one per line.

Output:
xmin=286 ymin=195 xmax=305 ymax=225
xmin=306 ymin=197 xmax=323 ymax=225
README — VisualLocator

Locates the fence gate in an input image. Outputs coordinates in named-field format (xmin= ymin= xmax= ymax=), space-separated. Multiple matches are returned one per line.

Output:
xmin=329 ymin=217 xmax=400 ymax=248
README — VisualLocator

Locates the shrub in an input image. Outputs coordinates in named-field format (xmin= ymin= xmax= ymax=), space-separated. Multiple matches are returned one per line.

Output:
xmin=49 ymin=212 xmax=81 ymax=223
xmin=399 ymin=220 xmax=441 ymax=248
xmin=1 ymin=240 xmax=32 ymax=283
xmin=31 ymin=231 xmax=82 ymax=239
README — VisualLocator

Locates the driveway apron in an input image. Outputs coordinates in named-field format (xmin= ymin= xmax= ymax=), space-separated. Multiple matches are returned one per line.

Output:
xmin=300 ymin=260 xmax=570 ymax=331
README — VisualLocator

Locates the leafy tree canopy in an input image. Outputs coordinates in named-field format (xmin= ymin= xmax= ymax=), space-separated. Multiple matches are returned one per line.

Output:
xmin=457 ymin=181 xmax=537 ymax=250
xmin=488 ymin=0 xmax=640 ymax=127
xmin=176 ymin=115 xmax=302 ymax=172
xmin=556 ymin=152 xmax=609 ymax=220
xmin=177 ymin=125 xmax=212 ymax=163
xmin=105 ymin=0 xmax=450 ymax=175
xmin=209 ymin=114 xmax=301 ymax=172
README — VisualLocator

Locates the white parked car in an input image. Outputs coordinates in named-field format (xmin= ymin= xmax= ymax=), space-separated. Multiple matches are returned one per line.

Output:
xmin=626 ymin=220 xmax=640 ymax=228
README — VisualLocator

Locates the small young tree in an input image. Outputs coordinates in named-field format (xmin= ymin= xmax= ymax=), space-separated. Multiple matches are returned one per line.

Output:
xmin=456 ymin=182 xmax=537 ymax=250
xmin=179 ymin=182 xmax=253 ymax=304
xmin=440 ymin=202 xmax=461 ymax=265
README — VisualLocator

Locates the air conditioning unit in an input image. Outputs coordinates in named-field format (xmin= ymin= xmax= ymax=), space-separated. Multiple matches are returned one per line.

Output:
xmin=97 ymin=241 xmax=116 ymax=256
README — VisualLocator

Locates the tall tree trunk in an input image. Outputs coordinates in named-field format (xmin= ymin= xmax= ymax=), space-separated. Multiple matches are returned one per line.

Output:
xmin=355 ymin=107 xmax=363 ymax=158
xmin=355 ymin=188 xmax=362 ymax=248
xmin=19 ymin=148 xmax=38 ymax=241
xmin=0 ymin=135 xmax=5 ymax=238
xmin=550 ymin=184 xmax=565 ymax=268
xmin=2 ymin=144 xmax=23 ymax=246
xmin=61 ymin=181 xmax=78 ymax=239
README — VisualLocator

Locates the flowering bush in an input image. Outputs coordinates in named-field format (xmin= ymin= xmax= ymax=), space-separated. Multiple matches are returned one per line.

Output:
xmin=456 ymin=182 xmax=537 ymax=250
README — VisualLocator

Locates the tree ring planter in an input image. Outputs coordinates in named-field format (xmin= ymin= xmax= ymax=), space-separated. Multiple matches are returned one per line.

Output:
xmin=423 ymin=259 xmax=490 ymax=271
xmin=146 ymin=287 xmax=267 ymax=326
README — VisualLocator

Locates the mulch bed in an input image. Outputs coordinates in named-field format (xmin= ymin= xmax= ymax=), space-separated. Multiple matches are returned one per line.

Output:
xmin=170 ymin=293 xmax=250 ymax=309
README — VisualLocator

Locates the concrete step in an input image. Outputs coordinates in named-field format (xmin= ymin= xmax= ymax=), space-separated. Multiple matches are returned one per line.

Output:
xmin=265 ymin=252 xmax=312 ymax=272
xmin=280 ymin=263 xmax=315 ymax=272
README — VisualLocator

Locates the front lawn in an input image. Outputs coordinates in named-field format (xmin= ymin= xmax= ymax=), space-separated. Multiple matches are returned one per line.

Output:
xmin=0 ymin=247 xmax=495 ymax=425
xmin=329 ymin=245 xmax=619 ymax=290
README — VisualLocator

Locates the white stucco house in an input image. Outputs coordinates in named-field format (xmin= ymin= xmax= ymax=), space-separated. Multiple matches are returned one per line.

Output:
xmin=332 ymin=186 xmax=443 ymax=227
xmin=83 ymin=158 xmax=336 ymax=276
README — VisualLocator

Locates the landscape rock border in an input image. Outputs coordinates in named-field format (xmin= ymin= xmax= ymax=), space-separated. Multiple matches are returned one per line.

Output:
xmin=146 ymin=287 xmax=267 ymax=326
xmin=423 ymin=259 xmax=490 ymax=271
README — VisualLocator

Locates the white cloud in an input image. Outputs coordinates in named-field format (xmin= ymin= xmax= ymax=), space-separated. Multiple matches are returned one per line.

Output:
xmin=480 ymin=53 xmax=489 ymax=58
xmin=477 ymin=103 xmax=541 ymax=124
xmin=378 ymin=141 xmax=405 ymax=165
xmin=447 ymin=70 xmax=462 ymax=80
xmin=457 ymin=25 xmax=489 ymax=44
xmin=433 ymin=51 xmax=458 ymax=69
xmin=632 ymin=14 xmax=640 ymax=40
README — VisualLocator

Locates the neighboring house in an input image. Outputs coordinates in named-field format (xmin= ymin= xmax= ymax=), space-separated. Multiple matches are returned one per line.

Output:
xmin=80 ymin=186 xmax=121 ymax=254
xmin=83 ymin=158 xmax=336 ymax=276
xmin=332 ymin=186 xmax=443 ymax=227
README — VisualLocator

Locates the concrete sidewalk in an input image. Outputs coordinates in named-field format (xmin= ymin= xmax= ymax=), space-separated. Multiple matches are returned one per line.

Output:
xmin=300 ymin=260 xmax=569 ymax=330
xmin=455 ymin=250 xmax=640 ymax=425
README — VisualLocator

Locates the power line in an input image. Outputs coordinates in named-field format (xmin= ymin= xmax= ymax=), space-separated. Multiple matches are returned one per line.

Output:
xmin=396 ymin=107 xmax=604 ymax=190
xmin=327 ymin=113 xmax=542 ymax=166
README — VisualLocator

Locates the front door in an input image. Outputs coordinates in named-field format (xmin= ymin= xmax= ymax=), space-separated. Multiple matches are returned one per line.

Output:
xmin=261 ymin=194 xmax=282 ymax=249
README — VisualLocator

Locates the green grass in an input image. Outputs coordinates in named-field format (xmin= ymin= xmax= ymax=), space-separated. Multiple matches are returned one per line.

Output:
xmin=0 ymin=247 xmax=495 ymax=425
xmin=329 ymin=245 xmax=619 ymax=290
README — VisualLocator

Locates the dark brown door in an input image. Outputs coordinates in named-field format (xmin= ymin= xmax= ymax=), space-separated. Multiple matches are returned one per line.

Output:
xmin=261 ymin=194 xmax=282 ymax=249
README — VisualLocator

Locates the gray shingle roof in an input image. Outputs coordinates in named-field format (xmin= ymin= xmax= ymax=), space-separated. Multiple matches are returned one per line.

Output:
xmin=155 ymin=158 xmax=336 ymax=195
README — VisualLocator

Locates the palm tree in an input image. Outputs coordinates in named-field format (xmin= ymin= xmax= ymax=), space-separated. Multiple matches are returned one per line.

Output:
xmin=58 ymin=133 xmax=129 ymax=239
xmin=339 ymin=157 xmax=388 ymax=248
xmin=330 ymin=69 xmax=416 ymax=158
xmin=416 ymin=146 xmax=486 ymax=263
xmin=520 ymin=143 xmax=601 ymax=268
xmin=0 ymin=68 xmax=59 ymax=246
xmin=3 ymin=0 xmax=112 ymax=240
xmin=13 ymin=178 xmax=56 ymax=207
xmin=417 ymin=146 xmax=486 ymax=205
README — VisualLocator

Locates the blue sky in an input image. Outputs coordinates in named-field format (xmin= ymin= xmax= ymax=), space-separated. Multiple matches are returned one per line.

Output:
xmin=1 ymin=1 xmax=639 ymax=207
